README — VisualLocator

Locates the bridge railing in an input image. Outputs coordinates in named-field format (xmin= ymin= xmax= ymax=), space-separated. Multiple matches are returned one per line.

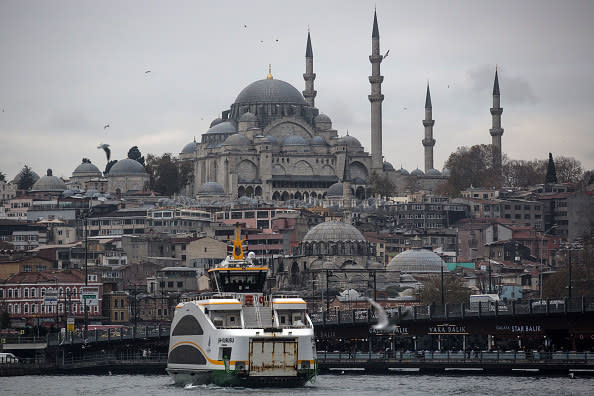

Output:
xmin=46 ymin=324 xmax=171 ymax=346
xmin=309 ymin=296 xmax=594 ymax=326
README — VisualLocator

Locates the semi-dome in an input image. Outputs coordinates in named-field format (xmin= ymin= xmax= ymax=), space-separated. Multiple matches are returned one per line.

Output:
xmin=383 ymin=161 xmax=395 ymax=171
xmin=314 ymin=113 xmax=332 ymax=124
xmin=73 ymin=162 xmax=102 ymax=176
xmin=181 ymin=140 xmax=198 ymax=154
xmin=197 ymin=181 xmax=225 ymax=196
xmin=282 ymin=134 xmax=308 ymax=146
xmin=411 ymin=168 xmax=425 ymax=177
xmin=426 ymin=168 xmax=441 ymax=176
xmin=264 ymin=135 xmax=280 ymax=145
xmin=239 ymin=111 xmax=258 ymax=122
xmin=32 ymin=171 xmax=67 ymax=192
xmin=398 ymin=167 xmax=409 ymax=176
xmin=327 ymin=182 xmax=343 ymax=197
xmin=210 ymin=117 xmax=223 ymax=127
xmin=340 ymin=135 xmax=362 ymax=148
xmin=311 ymin=136 xmax=327 ymax=146
xmin=206 ymin=121 xmax=237 ymax=135
xmin=386 ymin=248 xmax=449 ymax=273
xmin=303 ymin=220 xmax=366 ymax=243
xmin=222 ymin=133 xmax=251 ymax=147
xmin=108 ymin=158 xmax=147 ymax=176
xmin=234 ymin=79 xmax=307 ymax=105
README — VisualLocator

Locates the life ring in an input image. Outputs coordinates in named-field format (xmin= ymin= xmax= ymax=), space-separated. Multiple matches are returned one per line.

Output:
xmin=259 ymin=295 xmax=264 ymax=304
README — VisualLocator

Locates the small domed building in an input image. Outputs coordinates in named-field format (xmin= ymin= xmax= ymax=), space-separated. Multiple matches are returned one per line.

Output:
xmin=106 ymin=158 xmax=149 ymax=194
xmin=70 ymin=159 xmax=104 ymax=191
xmin=387 ymin=248 xmax=449 ymax=275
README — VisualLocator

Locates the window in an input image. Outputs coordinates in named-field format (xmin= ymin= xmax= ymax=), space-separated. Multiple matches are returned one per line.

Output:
xmin=24 ymin=288 xmax=29 ymax=298
xmin=231 ymin=212 xmax=242 ymax=219
xmin=244 ymin=211 xmax=255 ymax=219
xmin=524 ymin=214 xmax=530 ymax=219
xmin=114 ymin=299 xmax=118 ymax=308
xmin=177 ymin=281 xmax=183 ymax=288
xmin=168 ymin=281 xmax=174 ymax=288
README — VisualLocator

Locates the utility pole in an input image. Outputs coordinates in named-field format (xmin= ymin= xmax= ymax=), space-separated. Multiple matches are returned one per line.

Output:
xmin=325 ymin=269 xmax=330 ymax=313
xmin=83 ymin=212 xmax=88 ymax=337
xmin=440 ymin=264 xmax=445 ymax=307
xmin=568 ymin=253 xmax=572 ymax=300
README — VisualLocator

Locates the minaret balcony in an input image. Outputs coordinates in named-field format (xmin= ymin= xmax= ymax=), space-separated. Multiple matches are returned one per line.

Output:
xmin=489 ymin=128 xmax=504 ymax=136
xmin=303 ymin=73 xmax=316 ymax=81
xmin=423 ymin=120 xmax=435 ymax=127
xmin=303 ymin=90 xmax=317 ymax=98
xmin=369 ymin=55 xmax=383 ymax=63
xmin=490 ymin=108 xmax=503 ymax=115
xmin=368 ymin=75 xmax=384 ymax=84
xmin=368 ymin=94 xmax=385 ymax=102
xmin=422 ymin=138 xmax=436 ymax=147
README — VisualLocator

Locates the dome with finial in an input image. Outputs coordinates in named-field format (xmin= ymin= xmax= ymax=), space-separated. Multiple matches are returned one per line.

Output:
xmin=426 ymin=168 xmax=441 ymax=176
xmin=387 ymin=248 xmax=449 ymax=273
xmin=311 ymin=136 xmax=327 ymax=146
xmin=234 ymin=77 xmax=307 ymax=106
xmin=197 ymin=181 xmax=225 ymax=196
xmin=398 ymin=167 xmax=409 ymax=176
xmin=108 ymin=158 xmax=147 ymax=176
xmin=411 ymin=168 xmax=425 ymax=177
xmin=383 ymin=161 xmax=395 ymax=171
xmin=339 ymin=135 xmax=362 ymax=148
xmin=327 ymin=182 xmax=344 ymax=197
xmin=31 ymin=169 xmax=67 ymax=192
xmin=181 ymin=140 xmax=198 ymax=154
xmin=206 ymin=120 xmax=237 ymax=135
xmin=73 ymin=160 xmax=101 ymax=176
xmin=222 ymin=133 xmax=251 ymax=147
xmin=303 ymin=220 xmax=366 ymax=243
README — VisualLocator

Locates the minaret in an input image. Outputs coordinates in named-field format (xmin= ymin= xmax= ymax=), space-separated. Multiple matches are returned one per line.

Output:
xmin=490 ymin=67 xmax=504 ymax=172
xmin=303 ymin=28 xmax=317 ymax=107
xmin=342 ymin=151 xmax=352 ymax=224
xmin=422 ymin=83 xmax=435 ymax=173
xmin=369 ymin=9 xmax=384 ymax=172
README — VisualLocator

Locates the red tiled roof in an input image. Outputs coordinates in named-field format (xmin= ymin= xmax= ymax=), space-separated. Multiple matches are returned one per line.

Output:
xmin=6 ymin=269 xmax=85 ymax=284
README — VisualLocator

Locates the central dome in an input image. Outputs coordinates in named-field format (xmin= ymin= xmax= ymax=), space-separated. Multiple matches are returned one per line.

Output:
xmin=234 ymin=79 xmax=307 ymax=105
xmin=303 ymin=220 xmax=366 ymax=243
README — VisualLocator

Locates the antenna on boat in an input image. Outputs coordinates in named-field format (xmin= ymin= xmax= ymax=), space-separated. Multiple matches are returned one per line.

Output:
xmin=230 ymin=223 xmax=246 ymax=260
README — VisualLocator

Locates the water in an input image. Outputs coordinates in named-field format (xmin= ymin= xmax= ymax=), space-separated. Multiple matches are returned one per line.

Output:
xmin=0 ymin=374 xmax=592 ymax=396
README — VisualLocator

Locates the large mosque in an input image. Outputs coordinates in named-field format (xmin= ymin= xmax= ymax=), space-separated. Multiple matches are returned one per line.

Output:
xmin=176 ymin=11 xmax=477 ymax=202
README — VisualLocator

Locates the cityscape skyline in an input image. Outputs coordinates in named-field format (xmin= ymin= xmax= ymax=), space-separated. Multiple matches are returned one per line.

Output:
xmin=1 ymin=0 xmax=593 ymax=180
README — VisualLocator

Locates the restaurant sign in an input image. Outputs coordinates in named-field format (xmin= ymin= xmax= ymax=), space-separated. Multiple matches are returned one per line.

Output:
xmin=428 ymin=324 xmax=468 ymax=335
xmin=495 ymin=324 xmax=543 ymax=334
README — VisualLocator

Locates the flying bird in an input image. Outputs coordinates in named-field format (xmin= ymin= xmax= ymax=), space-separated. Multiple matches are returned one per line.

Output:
xmin=243 ymin=24 xmax=247 ymax=28
xmin=103 ymin=124 xmax=110 ymax=129
xmin=367 ymin=298 xmax=395 ymax=331
xmin=97 ymin=143 xmax=111 ymax=162
xmin=145 ymin=70 xmax=151 ymax=74
xmin=384 ymin=49 xmax=390 ymax=58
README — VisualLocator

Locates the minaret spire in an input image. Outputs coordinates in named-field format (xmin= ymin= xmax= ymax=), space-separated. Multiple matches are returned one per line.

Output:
xmin=490 ymin=66 xmax=504 ymax=175
xmin=303 ymin=29 xmax=317 ymax=107
xmin=422 ymin=82 xmax=435 ymax=173
xmin=369 ymin=9 xmax=384 ymax=172
xmin=342 ymin=150 xmax=352 ymax=224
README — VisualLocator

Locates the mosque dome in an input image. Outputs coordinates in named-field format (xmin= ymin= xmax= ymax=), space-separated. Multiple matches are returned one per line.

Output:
xmin=303 ymin=220 xmax=366 ymax=243
xmin=426 ymin=168 xmax=441 ymax=176
xmin=264 ymin=135 xmax=280 ymax=145
xmin=398 ymin=167 xmax=409 ymax=176
xmin=282 ymin=134 xmax=308 ymax=146
xmin=210 ymin=117 xmax=223 ymax=128
xmin=108 ymin=158 xmax=147 ymax=176
xmin=311 ymin=136 xmax=327 ymax=146
xmin=411 ymin=168 xmax=425 ymax=177
xmin=12 ymin=168 xmax=40 ymax=185
xmin=386 ymin=248 xmax=449 ymax=273
xmin=338 ymin=135 xmax=362 ymax=148
xmin=206 ymin=120 xmax=237 ymax=135
xmin=239 ymin=111 xmax=258 ymax=123
xmin=222 ymin=133 xmax=251 ymax=147
xmin=383 ymin=161 xmax=395 ymax=171
xmin=314 ymin=113 xmax=332 ymax=124
xmin=327 ymin=182 xmax=344 ymax=197
xmin=197 ymin=181 xmax=225 ymax=196
xmin=73 ymin=162 xmax=102 ymax=176
xmin=181 ymin=140 xmax=198 ymax=154
xmin=234 ymin=79 xmax=307 ymax=106
xmin=32 ymin=170 xmax=67 ymax=192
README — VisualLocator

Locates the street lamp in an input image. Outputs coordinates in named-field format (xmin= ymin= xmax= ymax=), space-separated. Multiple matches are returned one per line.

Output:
xmin=540 ymin=225 xmax=558 ymax=299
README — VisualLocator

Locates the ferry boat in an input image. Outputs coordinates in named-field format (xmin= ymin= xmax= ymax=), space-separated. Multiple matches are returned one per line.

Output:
xmin=166 ymin=227 xmax=317 ymax=387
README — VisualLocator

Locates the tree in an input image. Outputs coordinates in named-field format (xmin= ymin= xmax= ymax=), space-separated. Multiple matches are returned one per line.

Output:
xmin=145 ymin=153 xmax=185 ymax=196
xmin=443 ymin=144 xmax=501 ymax=195
xmin=17 ymin=165 xmax=36 ymax=190
xmin=419 ymin=274 xmax=472 ymax=305
xmin=545 ymin=153 xmax=558 ymax=184
xmin=128 ymin=146 xmax=145 ymax=166
xmin=503 ymin=159 xmax=546 ymax=187
xmin=366 ymin=171 xmax=395 ymax=198
xmin=554 ymin=156 xmax=583 ymax=184
xmin=104 ymin=160 xmax=118 ymax=175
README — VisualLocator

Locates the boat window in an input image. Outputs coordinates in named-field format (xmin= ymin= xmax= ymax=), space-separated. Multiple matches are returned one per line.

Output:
xmin=168 ymin=345 xmax=207 ymax=365
xmin=172 ymin=315 xmax=204 ymax=336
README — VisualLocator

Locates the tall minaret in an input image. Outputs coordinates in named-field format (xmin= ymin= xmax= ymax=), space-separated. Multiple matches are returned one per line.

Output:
xmin=369 ymin=9 xmax=384 ymax=172
xmin=490 ymin=67 xmax=504 ymax=171
xmin=342 ymin=151 xmax=352 ymax=224
xmin=303 ymin=28 xmax=317 ymax=107
xmin=422 ymin=83 xmax=435 ymax=173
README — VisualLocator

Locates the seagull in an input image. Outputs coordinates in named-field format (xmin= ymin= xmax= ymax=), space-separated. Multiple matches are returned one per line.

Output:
xmin=367 ymin=298 xmax=395 ymax=331
xmin=103 ymin=124 xmax=110 ymax=129
xmin=402 ymin=107 xmax=407 ymax=111
xmin=145 ymin=70 xmax=151 ymax=74
xmin=384 ymin=49 xmax=390 ymax=58
xmin=97 ymin=143 xmax=111 ymax=162
xmin=243 ymin=24 xmax=247 ymax=28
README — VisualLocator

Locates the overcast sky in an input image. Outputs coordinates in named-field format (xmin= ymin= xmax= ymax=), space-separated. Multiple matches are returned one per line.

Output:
xmin=1 ymin=0 xmax=593 ymax=181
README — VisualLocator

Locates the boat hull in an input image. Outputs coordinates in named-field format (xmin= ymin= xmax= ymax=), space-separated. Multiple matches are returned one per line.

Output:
xmin=167 ymin=368 xmax=316 ymax=387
